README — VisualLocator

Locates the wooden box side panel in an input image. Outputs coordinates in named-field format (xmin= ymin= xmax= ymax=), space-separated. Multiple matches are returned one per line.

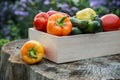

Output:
xmin=57 ymin=31 xmax=120 ymax=63
xmin=29 ymin=28 xmax=59 ymax=62
xmin=29 ymin=28 xmax=120 ymax=63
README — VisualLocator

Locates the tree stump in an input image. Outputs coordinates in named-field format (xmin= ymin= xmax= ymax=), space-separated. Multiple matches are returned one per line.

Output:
xmin=0 ymin=39 xmax=120 ymax=80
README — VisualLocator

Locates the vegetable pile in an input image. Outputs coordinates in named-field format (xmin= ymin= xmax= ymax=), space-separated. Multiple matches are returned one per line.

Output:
xmin=33 ymin=8 xmax=120 ymax=36
xmin=21 ymin=8 xmax=120 ymax=64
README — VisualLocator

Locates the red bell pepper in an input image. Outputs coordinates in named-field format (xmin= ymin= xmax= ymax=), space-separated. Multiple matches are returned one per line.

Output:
xmin=33 ymin=12 xmax=49 ymax=32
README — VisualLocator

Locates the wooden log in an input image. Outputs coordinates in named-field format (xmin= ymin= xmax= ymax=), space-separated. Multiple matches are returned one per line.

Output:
xmin=0 ymin=39 xmax=120 ymax=80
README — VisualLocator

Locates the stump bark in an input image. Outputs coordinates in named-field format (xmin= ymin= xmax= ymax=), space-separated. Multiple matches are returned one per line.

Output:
xmin=0 ymin=39 xmax=120 ymax=80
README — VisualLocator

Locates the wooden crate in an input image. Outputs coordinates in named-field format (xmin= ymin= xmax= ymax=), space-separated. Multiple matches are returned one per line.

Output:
xmin=29 ymin=28 xmax=120 ymax=63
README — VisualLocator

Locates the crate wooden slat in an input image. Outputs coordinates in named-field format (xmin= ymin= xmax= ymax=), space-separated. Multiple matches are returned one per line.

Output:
xmin=29 ymin=28 xmax=120 ymax=63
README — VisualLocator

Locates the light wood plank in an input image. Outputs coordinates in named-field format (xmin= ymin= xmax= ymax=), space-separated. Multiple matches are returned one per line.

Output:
xmin=29 ymin=28 xmax=120 ymax=63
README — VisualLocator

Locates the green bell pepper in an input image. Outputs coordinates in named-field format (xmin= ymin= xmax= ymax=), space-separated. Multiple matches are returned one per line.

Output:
xmin=83 ymin=18 xmax=102 ymax=33
xmin=70 ymin=17 xmax=88 ymax=30
xmin=70 ymin=27 xmax=82 ymax=35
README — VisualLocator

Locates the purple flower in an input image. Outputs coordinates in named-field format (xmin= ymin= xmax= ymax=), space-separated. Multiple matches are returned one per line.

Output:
xmin=21 ymin=0 xmax=27 ymax=3
xmin=58 ymin=3 xmax=69 ymax=9
xmin=3 ymin=27 xmax=10 ymax=35
xmin=6 ymin=36 xmax=10 ymax=40
xmin=11 ymin=4 xmax=17 ymax=11
xmin=21 ymin=3 xmax=27 ymax=8
xmin=2 ymin=5 xmax=7 ymax=12
xmin=44 ymin=0 xmax=50 ymax=5
xmin=112 ymin=0 xmax=116 ymax=4
xmin=57 ymin=3 xmax=71 ymax=12
xmin=71 ymin=7 xmax=79 ymax=12
xmin=89 ymin=0 xmax=99 ymax=7
xmin=19 ymin=0 xmax=27 ymax=8
xmin=14 ymin=10 xmax=29 ymax=16
xmin=89 ymin=0 xmax=106 ymax=7
xmin=117 ymin=1 xmax=120 ymax=6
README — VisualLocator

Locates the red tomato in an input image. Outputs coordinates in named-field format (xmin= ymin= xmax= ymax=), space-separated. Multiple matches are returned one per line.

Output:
xmin=117 ymin=19 xmax=120 ymax=29
xmin=101 ymin=14 xmax=120 ymax=31
xmin=33 ymin=12 xmax=49 ymax=32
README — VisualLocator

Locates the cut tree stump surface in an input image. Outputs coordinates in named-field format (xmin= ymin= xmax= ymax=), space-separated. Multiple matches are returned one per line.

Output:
xmin=0 ymin=39 xmax=120 ymax=80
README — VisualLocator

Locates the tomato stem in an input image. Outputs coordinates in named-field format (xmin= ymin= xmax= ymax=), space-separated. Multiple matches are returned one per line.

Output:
xmin=56 ymin=16 xmax=67 ymax=26
xmin=28 ymin=48 xmax=37 ymax=58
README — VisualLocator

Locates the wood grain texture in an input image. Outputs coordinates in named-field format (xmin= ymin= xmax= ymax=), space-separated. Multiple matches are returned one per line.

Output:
xmin=29 ymin=28 xmax=120 ymax=63
xmin=0 ymin=39 xmax=120 ymax=80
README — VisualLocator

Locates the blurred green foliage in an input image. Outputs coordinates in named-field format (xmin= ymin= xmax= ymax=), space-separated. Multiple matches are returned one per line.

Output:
xmin=89 ymin=0 xmax=120 ymax=17
xmin=0 ymin=0 xmax=119 ymax=41
xmin=0 ymin=0 xmax=90 ymax=40
xmin=0 ymin=39 xmax=9 ymax=50
xmin=0 ymin=39 xmax=9 ymax=60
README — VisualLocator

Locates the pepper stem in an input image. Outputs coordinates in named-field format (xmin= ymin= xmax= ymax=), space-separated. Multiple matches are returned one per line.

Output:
xmin=56 ymin=16 xmax=67 ymax=26
xmin=90 ymin=14 xmax=97 ymax=21
xmin=28 ymin=48 xmax=37 ymax=58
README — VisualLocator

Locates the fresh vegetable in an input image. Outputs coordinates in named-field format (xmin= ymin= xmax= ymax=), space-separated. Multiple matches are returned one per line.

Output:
xmin=33 ymin=12 xmax=49 ymax=32
xmin=47 ymin=10 xmax=58 ymax=16
xmin=59 ymin=12 xmax=70 ymax=17
xmin=83 ymin=17 xmax=103 ymax=33
xmin=76 ymin=8 xmax=97 ymax=21
xmin=117 ymin=19 xmax=120 ymax=28
xmin=101 ymin=14 xmax=120 ymax=31
xmin=20 ymin=40 xmax=44 ymax=64
xmin=70 ymin=16 xmax=102 ymax=33
xmin=70 ymin=27 xmax=82 ymax=35
xmin=70 ymin=17 xmax=88 ymax=30
xmin=94 ymin=17 xmax=103 ymax=30
xmin=83 ymin=21 xmax=102 ymax=33
xmin=33 ymin=9 xmax=120 ymax=36
xmin=47 ymin=10 xmax=70 ymax=17
xmin=47 ymin=13 xmax=72 ymax=36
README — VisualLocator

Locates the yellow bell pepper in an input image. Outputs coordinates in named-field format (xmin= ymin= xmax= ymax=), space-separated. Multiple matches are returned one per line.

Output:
xmin=76 ymin=8 xmax=97 ymax=21
xmin=20 ymin=40 xmax=44 ymax=64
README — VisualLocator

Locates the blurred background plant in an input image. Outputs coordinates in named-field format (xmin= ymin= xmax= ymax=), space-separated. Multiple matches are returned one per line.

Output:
xmin=89 ymin=0 xmax=120 ymax=17
xmin=0 ymin=0 xmax=120 ymax=41
xmin=0 ymin=39 xmax=9 ymax=60
xmin=0 ymin=39 xmax=9 ymax=51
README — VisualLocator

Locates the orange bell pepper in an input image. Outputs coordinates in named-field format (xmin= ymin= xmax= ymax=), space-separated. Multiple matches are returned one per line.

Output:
xmin=20 ymin=40 xmax=44 ymax=64
xmin=47 ymin=13 xmax=72 ymax=36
